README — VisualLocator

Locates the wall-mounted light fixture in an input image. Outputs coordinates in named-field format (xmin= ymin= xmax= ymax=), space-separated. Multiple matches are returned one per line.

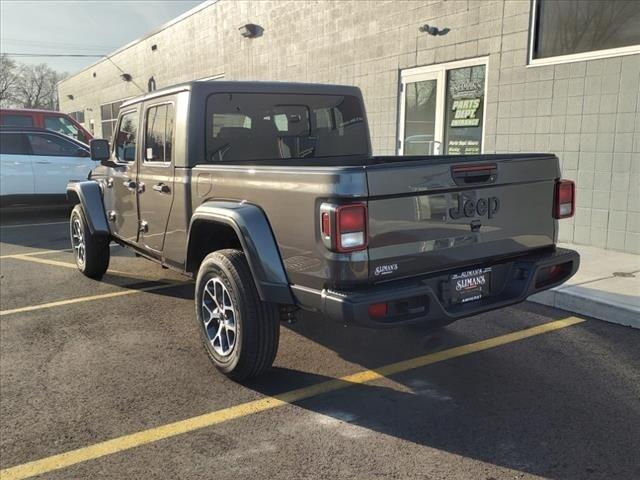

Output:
xmin=239 ymin=23 xmax=263 ymax=38
xmin=148 ymin=76 xmax=156 ymax=92
xmin=151 ymin=44 xmax=158 ymax=51
xmin=419 ymin=24 xmax=450 ymax=36
xmin=92 ymin=72 xmax=96 ymax=78
xmin=120 ymin=73 xmax=133 ymax=82
xmin=66 ymin=94 xmax=74 ymax=100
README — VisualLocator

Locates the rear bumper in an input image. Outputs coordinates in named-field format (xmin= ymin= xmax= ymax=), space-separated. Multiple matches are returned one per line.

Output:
xmin=291 ymin=247 xmax=579 ymax=328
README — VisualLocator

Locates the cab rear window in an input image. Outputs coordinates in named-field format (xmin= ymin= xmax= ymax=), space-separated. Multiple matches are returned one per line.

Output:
xmin=205 ymin=93 xmax=368 ymax=162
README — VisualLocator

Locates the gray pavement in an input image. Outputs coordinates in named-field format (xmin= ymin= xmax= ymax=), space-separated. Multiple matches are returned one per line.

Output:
xmin=1 ymin=208 xmax=639 ymax=480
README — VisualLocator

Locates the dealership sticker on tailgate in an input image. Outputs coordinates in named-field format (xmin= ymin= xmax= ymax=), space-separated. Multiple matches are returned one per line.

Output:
xmin=450 ymin=267 xmax=492 ymax=304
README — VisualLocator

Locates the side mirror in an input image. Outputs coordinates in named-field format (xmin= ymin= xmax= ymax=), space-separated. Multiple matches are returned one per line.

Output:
xmin=90 ymin=139 xmax=110 ymax=161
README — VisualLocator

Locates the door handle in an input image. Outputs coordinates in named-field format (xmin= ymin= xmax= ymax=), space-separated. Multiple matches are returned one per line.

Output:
xmin=35 ymin=161 xmax=52 ymax=164
xmin=123 ymin=179 xmax=137 ymax=191
xmin=152 ymin=183 xmax=170 ymax=193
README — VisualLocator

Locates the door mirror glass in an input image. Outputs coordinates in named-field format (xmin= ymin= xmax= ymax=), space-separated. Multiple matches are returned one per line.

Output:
xmin=90 ymin=139 xmax=110 ymax=161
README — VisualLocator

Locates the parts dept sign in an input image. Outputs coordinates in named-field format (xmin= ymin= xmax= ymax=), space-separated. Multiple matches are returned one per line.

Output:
xmin=445 ymin=66 xmax=485 ymax=155
xmin=450 ymin=98 xmax=481 ymax=127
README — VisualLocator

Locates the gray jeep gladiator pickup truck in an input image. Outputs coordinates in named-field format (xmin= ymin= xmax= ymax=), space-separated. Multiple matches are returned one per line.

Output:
xmin=68 ymin=80 xmax=579 ymax=380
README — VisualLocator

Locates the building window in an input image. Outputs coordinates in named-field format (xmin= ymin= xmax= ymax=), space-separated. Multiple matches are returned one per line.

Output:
xmin=100 ymin=99 xmax=126 ymax=141
xmin=530 ymin=0 xmax=640 ymax=64
xmin=68 ymin=111 xmax=85 ymax=123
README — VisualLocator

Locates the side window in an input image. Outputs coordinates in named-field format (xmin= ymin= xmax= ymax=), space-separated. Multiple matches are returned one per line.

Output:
xmin=144 ymin=103 xmax=174 ymax=163
xmin=114 ymin=110 xmax=139 ymax=162
xmin=27 ymin=133 xmax=79 ymax=157
xmin=1 ymin=115 xmax=34 ymax=127
xmin=44 ymin=116 xmax=80 ymax=141
xmin=0 ymin=133 xmax=30 ymax=155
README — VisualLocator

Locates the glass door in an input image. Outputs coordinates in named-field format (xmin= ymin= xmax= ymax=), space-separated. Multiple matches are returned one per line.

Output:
xmin=398 ymin=71 xmax=444 ymax=155
xmin=398 ymin=58 xmax=488 ymax=156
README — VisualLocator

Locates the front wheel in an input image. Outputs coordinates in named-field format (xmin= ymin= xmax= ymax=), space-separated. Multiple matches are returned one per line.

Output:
xmin=70 ymin=205 xmax=110 ymax=279
xmin=195 ymin=249 xmax=280 ymax=380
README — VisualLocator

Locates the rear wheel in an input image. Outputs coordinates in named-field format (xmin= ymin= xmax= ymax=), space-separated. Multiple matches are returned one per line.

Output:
xmin=195 ymin=249 xmax=280 ymax=380
xmin=70 ymin=205 xmax=110 ymax=279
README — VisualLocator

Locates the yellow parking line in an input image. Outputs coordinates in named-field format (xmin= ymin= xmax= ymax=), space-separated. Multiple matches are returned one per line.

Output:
xmin=0 ymin=221 xmax=68 ymax=229
xmin=2 ymin=254 xmax=176 ymax=283
xmin=0 ymin=249 xmax=71 ymax=260
xmin=0 ymin=316 xmax=585 ymax=480
xmin=0 ymin=282 xmax=187 ymax=317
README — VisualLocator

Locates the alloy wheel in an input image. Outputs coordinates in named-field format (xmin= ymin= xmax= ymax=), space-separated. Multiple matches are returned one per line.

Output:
xmin=202 ymin=277 xmax=237 ymax=357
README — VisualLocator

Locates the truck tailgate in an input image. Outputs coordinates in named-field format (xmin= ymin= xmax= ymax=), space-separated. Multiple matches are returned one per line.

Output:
xmin=366 ymin=154 xmax=560 ymax=282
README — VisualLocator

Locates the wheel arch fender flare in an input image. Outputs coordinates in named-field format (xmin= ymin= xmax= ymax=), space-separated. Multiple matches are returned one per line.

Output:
xmin=66 ymin=181 xmax=110 ymax=236
xmin=187 ymin=201 xmax=294 ymax=305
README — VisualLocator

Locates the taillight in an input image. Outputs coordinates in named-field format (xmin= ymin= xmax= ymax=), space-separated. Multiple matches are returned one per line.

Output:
xmin=319 ymin=202 xmax=368 ymax=252
xmin=554 ymin=180 xmax=575 ymax=219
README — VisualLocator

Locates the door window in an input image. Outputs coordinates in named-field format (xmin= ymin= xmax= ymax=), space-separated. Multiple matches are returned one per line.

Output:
xmin=144 ymin=103 xmax=174 ymax=163
xmin=403 ymin=79 xmax=438 ymax=155
xmin=1 ymin=114 xmax=34 ymax=127
xmin=27 ymin=133 xmax=79 ymax=157
xmin=0 ymin=133 xmax=30 ymax=154
xmin=44 ymin=116 xmax=81 ymax=141
xmin=114 ymin=110 xmax=139 ymax=162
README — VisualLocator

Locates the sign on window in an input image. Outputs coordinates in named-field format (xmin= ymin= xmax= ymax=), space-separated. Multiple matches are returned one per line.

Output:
xmin=444 ymin=65 xmax=485 ymax=155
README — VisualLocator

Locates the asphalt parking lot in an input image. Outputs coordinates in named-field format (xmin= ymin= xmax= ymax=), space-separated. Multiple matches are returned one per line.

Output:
xmin=1 ymin=208 xmax=639 ymax=480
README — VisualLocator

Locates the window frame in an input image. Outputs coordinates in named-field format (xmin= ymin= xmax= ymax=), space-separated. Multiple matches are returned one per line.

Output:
xmin=100 ymin=97 xmax=130 ymax=141
xmin=112 ymin=108 xmax=140 ymax=164
xmin=204 ymin=92 xmax=370 ymax=163
xmin=26 ymin=132 xmax=83 ymax=157
xmin=142 ymin=101 xmax=175 ymax=167
xmin=528 ymin=0 xmax=640 ymax=67
xmin=398 ymin=56 xmax=489 ymax=155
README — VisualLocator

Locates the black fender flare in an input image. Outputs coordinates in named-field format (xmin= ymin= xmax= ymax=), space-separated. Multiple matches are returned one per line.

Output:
xmin=66 ymin=181 xmax=110 ymax=236
xmin=188 ymin=201 xmax=294 ymax=305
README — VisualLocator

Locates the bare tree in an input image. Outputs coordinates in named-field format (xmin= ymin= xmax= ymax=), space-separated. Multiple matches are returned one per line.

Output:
xmin=0 ymin=54 xmax=20 ymax=107
xmin=13 ymin=63 xmax=67 ymax=110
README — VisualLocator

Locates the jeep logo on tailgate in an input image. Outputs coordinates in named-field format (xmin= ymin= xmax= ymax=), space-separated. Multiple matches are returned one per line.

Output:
xmin=449 ymin=194 xmax=500 ymax=219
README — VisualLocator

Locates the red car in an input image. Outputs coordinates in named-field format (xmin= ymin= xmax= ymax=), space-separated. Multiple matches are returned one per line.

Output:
xmin=0 ymin=108 xmax=92 ymax=144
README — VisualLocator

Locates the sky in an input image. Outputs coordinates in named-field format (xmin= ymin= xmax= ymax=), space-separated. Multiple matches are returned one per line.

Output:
xmin=0 ymin=0 xmax=204 ymax=74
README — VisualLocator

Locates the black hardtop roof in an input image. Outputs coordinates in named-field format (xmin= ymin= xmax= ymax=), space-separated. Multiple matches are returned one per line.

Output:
xmin=121 ymin=80 xmax=363 ymax=109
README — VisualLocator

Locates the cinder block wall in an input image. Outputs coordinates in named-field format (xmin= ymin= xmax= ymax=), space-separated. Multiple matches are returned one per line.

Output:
xmin=59 ymin=0 xmax=640 ymax=254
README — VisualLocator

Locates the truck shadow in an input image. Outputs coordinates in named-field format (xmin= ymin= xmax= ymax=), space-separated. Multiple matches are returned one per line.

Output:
xmin=242 ymin=306 xmax=639 ymax=480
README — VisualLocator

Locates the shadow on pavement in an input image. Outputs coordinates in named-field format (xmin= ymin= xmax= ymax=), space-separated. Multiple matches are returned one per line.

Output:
xmin=243 ymin=306 xmax=640 ymax=480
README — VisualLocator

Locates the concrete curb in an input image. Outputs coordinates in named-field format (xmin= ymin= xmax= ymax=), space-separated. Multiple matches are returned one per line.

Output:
xmin=528 ymin=243 xmax=640 ymax=329
xmin=529 ymin=287 xmax=640 ymax=329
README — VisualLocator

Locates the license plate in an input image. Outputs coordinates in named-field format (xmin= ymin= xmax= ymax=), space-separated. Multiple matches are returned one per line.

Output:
xmin=450 ymin=267 xmax=491 ymax=304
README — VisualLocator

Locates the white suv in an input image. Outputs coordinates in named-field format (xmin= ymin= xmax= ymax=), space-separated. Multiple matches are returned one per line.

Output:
xmin=0 ymin=126 xmax=96 ymax=207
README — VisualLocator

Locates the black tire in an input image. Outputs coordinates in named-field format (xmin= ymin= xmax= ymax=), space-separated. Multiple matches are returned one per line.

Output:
xmin=70 ymin=205 xmax=110 ymax=279
xmin=195 ymin=249 xmax=280 ymax=380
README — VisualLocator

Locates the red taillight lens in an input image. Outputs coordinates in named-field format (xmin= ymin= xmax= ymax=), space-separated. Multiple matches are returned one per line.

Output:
xmin=554 ymin=180 xmax=575 ymax=219
xmin=336 ymin=203 xmax=367 ymax=252
xmin=368 ymin=302 xmax=387 ymax=318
